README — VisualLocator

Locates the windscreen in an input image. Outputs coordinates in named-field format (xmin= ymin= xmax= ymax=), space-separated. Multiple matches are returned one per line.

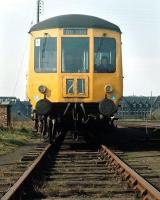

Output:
xmin=94 ymin=38 xmax=116 ymax=73
xmin=34 ymin=37 xmax=57 ymax=72
xmin=62 ymin=38 xmax=89 ymax=73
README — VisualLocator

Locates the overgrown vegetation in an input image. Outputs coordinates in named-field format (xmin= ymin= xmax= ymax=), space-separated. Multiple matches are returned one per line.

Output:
xmin=0 ymin=127 xmax=38 ymax=155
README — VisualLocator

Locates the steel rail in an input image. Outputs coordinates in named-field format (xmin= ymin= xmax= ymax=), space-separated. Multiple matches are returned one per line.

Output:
xmin=118 ymin=120 xmax=160 ymax=130
xmin=100 ymin=145 xmax=160 ymax=200
xmin=1 ymin=143 xmax=52 ymax=200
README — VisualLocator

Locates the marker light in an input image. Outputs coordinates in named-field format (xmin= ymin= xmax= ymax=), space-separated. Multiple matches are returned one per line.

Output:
xmin=38 ymin=85 xmax=47 ymax=94
xmin=104 ymin=84 xmax=113 ymax=93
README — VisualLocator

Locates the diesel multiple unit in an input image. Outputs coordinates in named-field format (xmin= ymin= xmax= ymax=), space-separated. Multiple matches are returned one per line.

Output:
xmin=27 ymin=14 xmax=123 ymax=142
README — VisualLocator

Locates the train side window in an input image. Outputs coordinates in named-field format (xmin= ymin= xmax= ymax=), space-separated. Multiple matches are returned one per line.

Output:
xmin=34 ymin=37 xmax=57 ymax=73
xmin=62 ymin=38 xmax=89 ymax=73
xmin=94 ymin=38 xmax=116 ymax=73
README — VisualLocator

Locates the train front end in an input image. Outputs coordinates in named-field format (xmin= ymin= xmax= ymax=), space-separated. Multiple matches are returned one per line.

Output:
xmin=26 ymin=15 xmax=123 ymax=142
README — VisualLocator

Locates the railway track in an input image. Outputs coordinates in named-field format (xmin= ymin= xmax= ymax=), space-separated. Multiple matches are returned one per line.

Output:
xmin=118 ymin=120 xmax=160 ymax=130
xmin=1 ymin=130 xmax=160 ymax=200
xmin=0 ymin=142 xmax=51 ymax=200
xmin=23 ymin=133 xmax=135 ymax=199
xmin=100 ymin=146 xmax=160 ymax=200
xmin=119 ymin=150 xmax=160 ymax=190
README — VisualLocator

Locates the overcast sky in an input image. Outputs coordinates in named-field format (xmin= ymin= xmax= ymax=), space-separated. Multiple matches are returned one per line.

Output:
xmin=0 ymin=0 xmax=160 ymax=100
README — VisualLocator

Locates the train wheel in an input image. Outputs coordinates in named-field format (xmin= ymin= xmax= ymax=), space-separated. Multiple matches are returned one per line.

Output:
xmin=72 ymin=104 xmax=79 ymax=141
xmin=47 ymin=116 xmax=53 ymax=144
xmin=42 ymin=116 xmax=47 ymax=138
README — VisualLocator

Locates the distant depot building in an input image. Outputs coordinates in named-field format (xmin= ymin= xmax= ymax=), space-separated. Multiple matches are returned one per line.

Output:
xmin=117 ymin=96 xmax=160 ymax=120
xmin=0 ymin=97 xmax=31 ymax=127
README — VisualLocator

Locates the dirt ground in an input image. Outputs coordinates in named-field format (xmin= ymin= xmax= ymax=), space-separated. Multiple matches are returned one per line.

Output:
xmin=0 ymin=137 xmax=42 ymax=166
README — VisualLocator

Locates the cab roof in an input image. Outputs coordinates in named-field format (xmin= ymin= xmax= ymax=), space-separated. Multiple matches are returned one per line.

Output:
xmin=29 ymin=14 xmax=121 ymax=33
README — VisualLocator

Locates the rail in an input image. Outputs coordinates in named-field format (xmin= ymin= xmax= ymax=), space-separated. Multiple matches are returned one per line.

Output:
xmin=118 ymin=120 xmax=160 ymax=130
xmin=100 ymin=145 xmax=160 ymax=200
xmin=1 ymin=144 xmax=52 ymax=200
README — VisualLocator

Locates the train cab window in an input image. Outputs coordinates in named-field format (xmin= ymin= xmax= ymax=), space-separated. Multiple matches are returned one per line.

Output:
xmin=94 ymin=38 xmax=116 ymax=73
xmin=62 ymin=38 xmax=89 ymax=73
xmin=34 ymin=37 xmax=57 ymax=72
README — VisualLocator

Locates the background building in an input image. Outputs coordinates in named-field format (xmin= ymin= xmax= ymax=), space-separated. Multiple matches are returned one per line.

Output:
xmin=0 ymin=97 xmax=31 ymax=122
xmin=117 ymin=96 xmax=160 ymax=120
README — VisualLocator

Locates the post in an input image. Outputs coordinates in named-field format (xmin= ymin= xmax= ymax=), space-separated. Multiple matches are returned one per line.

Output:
xmin=37 ymin=0 xmax=40 ymax=23
xmin=37 ymin=0 xmax=44 ymax=23
xmin=150 ymin=91 xmax=152 ymax=120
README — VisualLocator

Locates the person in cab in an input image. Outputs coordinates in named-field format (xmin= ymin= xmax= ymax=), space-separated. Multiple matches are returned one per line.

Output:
xmin=98 ymin=56 xmax=114 ymax=73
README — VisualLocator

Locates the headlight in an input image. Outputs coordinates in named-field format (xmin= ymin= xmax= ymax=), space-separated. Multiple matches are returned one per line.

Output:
xmin=38 ymin=85 xmax=47 ymax=94
xmin=104 ymin=84 xmax=113 ymax=93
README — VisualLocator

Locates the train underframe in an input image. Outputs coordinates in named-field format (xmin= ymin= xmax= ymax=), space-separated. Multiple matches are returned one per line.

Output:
xmin=32 ymin=98 xmax=118 ymax=143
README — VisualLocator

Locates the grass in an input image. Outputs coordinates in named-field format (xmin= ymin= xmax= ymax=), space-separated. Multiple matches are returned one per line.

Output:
xmin=0 ymin=127 xmax=38 ymax=155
